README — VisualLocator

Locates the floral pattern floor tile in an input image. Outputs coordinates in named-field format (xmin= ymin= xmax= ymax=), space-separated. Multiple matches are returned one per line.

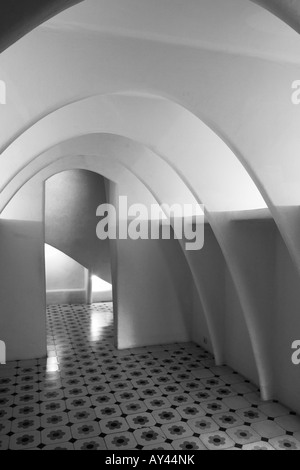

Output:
xmin=0 ymin=302 xmax=299 ymax=450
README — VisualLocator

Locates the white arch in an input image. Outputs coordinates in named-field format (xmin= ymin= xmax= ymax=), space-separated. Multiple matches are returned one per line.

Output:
xmin=1 ymin=121 xmax=271 ymax=396
xmin=9 ymin=141 xmax=225 ymax=366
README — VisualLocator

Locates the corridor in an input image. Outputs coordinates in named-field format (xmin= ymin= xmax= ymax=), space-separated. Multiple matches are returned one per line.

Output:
xmin=0 ymin=303 xmax=300 ymax=451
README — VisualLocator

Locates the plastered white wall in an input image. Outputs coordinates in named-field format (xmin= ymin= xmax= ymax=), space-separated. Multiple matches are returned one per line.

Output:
xmin=45 ymin=244 xmax=87 ymax=305
xmin=107 ymin=182 xmax=197 ymax=350
xmin=45 ymin=244 xmax=85 ymax=291
xmin=45 ymin=170 xmax=112 ymax=283
xmin=0 ymin=181 xmax=46 ymax=361
xmin=275 ymin=230 xmax=300 ymax=414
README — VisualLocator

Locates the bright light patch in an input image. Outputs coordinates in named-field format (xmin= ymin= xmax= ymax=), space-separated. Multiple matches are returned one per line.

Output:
xmin=92 ymin=275 xmax=112 ymax=293
xmin=46 ymin=356 xmax=59 ymax=372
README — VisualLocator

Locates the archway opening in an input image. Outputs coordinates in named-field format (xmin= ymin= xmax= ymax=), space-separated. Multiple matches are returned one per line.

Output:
xmin=44 ymin=168 xmax=116 ymax=366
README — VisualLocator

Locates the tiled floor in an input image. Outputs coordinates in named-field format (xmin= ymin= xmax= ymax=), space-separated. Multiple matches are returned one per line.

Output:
xmin=1 ymin=302 xmax=300 ymax=451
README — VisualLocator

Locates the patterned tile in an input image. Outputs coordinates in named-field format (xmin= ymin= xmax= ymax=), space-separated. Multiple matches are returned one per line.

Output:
xmin=191 ymin=368 xmax=214 ymax=379
xmin=90 ymin=392 xmax=116 ymax=406
xmin=159 ymin=383 xmax=184 ymax=395
xmin=242 ymin=441 xmax=275 ymax=451
xmin=294 ymin=431 xmax=300 ymax=443
xmin=269 ymin=435 xmax=300 ymax=451
xmin=63 ymin=385 xmax=89 ymax=399
xmin=114 ymin=390 xmax=140 ymax=403
xmin=40 ymin=389 xmax=64 ymax=401
xmin=231 ymin=382 xmax=258 ymax=395
xmin=41 ymin=426 xmax=72 ymax=445
xmin=223 ymin=396 xmax=250 ymax=410
xmin=43 ymin=442 xmax=75 ymax=450
xmin=200 ymin=400 xmax=230 ymax=415
xmin=212 ymin=412 xmax=244 ymax=429
xmin=41 ymin=412 xmax=70 ymax=428
xmin=99 ymin=417 xmax=129 ymax=434
xmin=143 ymin=442 xmax=174 ymax=450
xmin=0 ymin=396 xmax=13 ymax=407
xmin=0 ymin=420 xmax=11 ymax=435
xmin=126 ymin=412 xmax=156 ymax=429
xmin=258 ymin=403 xmax=289 ymax=418
xmin=167 ymin=393 xmax=193 ymax=407
xmin=16 ymin=383 xmax=40 ymax=394
xmin=244 ymin=392 xmax=267 ymax=406
xmin=201 ymin=377 xmax=225 ymax=388
xmin=152 ymin=408 xmax=182 ymax=424
xmin=190 ymin=390 xmax=217 ymax=403
xmin=226 ymin=425 xmax=261 ymax=445
xmin=236 ymin=407 xmax=268 ymax=424
xmin=211 ymin=386 xmax=237 ymax=399
xmin=9 ymin=431 xmax=41 ymax=450
xmin=65 ymin=396 xmax=92 ymax=410
xmin=40 ymin=400 xmax=66 ymax=414
xmin=161 ymin=422 xmax=194 ymax=440
xmin=275 ymin=415 xmax=300 ymax=433
xmin=172 ymin=437 xmax=207 ymax=451
xmin=14 ymin=392 xmax=40 ymax=406
xmin=0 ymin=435 xmax=10 ymax=450
xmin=134 ymin=427 xmax=165 ymax=446
xmin=144 ymin=396 xmax=171 ymax=410
xmin=11 ymin=417 xmax=40 ymax=433
xmin=95 ymin=404 xmax=122 ymax=419
xmin=105 ymin=431 xmax=137 ymax=450
xmin=0 ymin=407 xmax=13 ymax=421
xmin=200 ymin=431 xmax=235 ymax=450
xmin=187 ymin=417 xmax=220 ymax=434
xmin=137 ymin=386 xmax=162 ymax=399
xmin=74 ymin=437 xmax=106 ymax=450
xmin=71 ymin=421 xmax=101 ymax=439
xmin=176 ymin=404 xmax=205 ymax=419
xmin=251 ymin=420 xmax=286 ymax=439
xmin=13 ymin=404 xmax=40 ymax=418
xmin=120 ymin=400 xmax=148 ymax=415
xmin=0 ymin=302 xmax=299 ymax=451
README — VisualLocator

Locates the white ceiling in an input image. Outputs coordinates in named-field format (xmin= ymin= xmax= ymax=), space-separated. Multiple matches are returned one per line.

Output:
xmin=42 ymin=0 xmax=300 ymax=63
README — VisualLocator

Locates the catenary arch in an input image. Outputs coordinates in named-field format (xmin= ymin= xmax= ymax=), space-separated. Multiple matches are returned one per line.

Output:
xmin=1 ymin=18 xmax=300 ymax=282
xmin=0 ymin=91 xmax=275 ymax=399
xmin=0 ymin=15 xmax=299 ymax=279
xmin=14 ymin=151 xmax=221 ymax=366
xmin=0 ymin=96 xmax=273 ymax=398
xmin=1 ymin=84 xmax=299 ymax=285
xmin=0 ymin=94 xmax=267 ymax=212
xmin=6 ymin=137 xmax=228 ymax=369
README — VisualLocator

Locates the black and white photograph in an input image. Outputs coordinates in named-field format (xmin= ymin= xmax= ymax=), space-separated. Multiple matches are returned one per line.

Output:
xmin=0 ymin=0 xmax=300 ymax=454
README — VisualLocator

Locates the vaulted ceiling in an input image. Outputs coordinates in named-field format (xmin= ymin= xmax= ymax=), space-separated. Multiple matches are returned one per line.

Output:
xmin=0 ymin=0 xmax=299 ymax=55
xmin=251 ymin=0 xmax=300 ymax=33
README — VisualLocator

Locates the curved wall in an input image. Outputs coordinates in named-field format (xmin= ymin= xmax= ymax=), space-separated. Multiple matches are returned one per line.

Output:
xmin=45 ymin=169 xmax=112 ymax=283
